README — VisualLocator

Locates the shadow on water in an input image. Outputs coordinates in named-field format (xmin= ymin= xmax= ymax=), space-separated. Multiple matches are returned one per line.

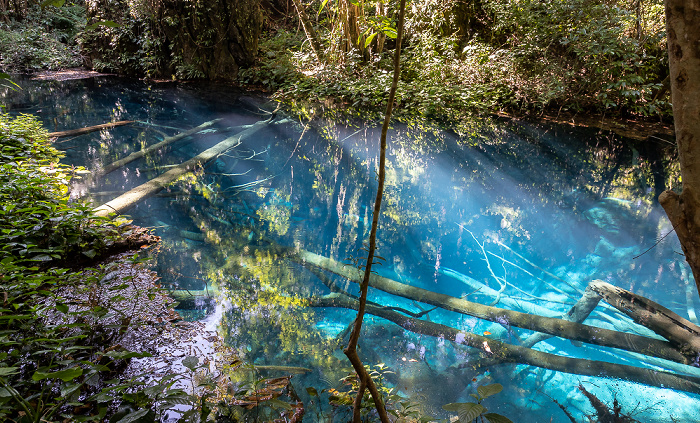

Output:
xmin=2 ymin=75 xmax=698 ymax=422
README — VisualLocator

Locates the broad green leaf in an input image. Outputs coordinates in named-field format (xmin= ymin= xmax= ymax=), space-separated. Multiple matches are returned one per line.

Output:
xmin=458 ymin=403 xmax=486 ymax=422
xmin=32 ymin=366 xmax=83 ymax=382
xmin=318 ymin=0 xmax=330 ymax=13
xmin=364 ymin=32 xmax=378 ymax=49
xmin=182 ymin=355 xmax=199 ymax=370
xmin=60 ymin=382 xmax=82 ymax=398
xmin=484 ymin=413 xmax=514 ymax=423
xmin=114 ymin=408 xmax=149 ymax=423
xmin=86 ymin=20 xmax=121 ymax=31
xmin=306 ymin=387 xmax=318 ymax=396
xmin=56 ymin=302 xmax=69 ymax=313
xmin=41 ymin=0 xmax=65 ymax=8
xmin=477 ymin=383 xmax=503 ymax=399
xmin=0 ymin=367 xmax=19 ymax=376
xmin=442 ymin=402 xmax=463 ymax=412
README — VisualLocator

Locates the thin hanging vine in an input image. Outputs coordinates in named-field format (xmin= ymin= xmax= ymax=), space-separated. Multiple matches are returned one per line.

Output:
xmin=343 ymin=0 xmax=407 ymax=422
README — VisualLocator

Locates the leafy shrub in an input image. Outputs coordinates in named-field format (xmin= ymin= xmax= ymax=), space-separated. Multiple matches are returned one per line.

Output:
xmin=0 ymin=113 xmax=122 ymax=265
xmin=0 ymin=4 xmax=84 ymax=72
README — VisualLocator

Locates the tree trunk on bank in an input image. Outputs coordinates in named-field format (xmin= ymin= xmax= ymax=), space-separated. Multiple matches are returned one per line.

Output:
xmin=660 ymin=0 xmax=700 ymax=298
xmin=290 ymin=0 xmax=324 ymax=63
xmin=83 ymin=0 xmax=261 ymax=80
xmin=340 ymin=0 xmax=367 ymax=59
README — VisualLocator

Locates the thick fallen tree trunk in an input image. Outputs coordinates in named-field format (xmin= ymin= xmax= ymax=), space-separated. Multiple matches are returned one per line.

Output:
xmin=48 ymin=120 xmax=134 ymax=138
xmin=96 ymin=119 xmax=222 ymax=177
xmin=295 ymin=250 xmax=691 ymax=364
xmin=309 ymin=293 xmax=700 ymax=395
xmin=590 ymin=280 xmax=700 ymax=359
xmin=93 ymin=117 xmax=279 ymax=218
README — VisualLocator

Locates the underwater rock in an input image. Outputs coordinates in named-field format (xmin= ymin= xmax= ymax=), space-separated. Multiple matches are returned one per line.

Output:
xmin=313 ymin=320 xmax=348 ymax=339
xmin=583 ymin=204 xmax=621 ymax=234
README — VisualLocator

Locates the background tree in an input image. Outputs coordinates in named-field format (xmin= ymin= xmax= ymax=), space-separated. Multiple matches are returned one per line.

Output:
xmin=659 ymin=0 xmax=700 ymax=297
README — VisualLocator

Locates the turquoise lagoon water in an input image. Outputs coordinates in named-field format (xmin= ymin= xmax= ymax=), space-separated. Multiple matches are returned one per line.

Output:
xmin=3 ymin=76 xmax=700 ymax=422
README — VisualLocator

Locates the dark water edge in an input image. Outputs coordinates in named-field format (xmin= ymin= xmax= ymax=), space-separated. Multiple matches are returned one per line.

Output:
xmin=2 ymin=75 xmax=699 ymax=423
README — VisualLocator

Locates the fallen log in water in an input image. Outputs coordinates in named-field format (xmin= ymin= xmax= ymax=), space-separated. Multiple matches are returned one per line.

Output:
xmin=93 ymin=117 xmax=282 ymax=218
xmin=96 ymin=119 xmax=222 ymax=177
xmin=295 ymin=250 xmax=691 ymax=364
xmin=590 ymin=280 xmax=700 ymax=358
xmin=49 ymin=120 xmax=134 ymax=138
xmin=309 ymin=293 xmax=700 ymax=395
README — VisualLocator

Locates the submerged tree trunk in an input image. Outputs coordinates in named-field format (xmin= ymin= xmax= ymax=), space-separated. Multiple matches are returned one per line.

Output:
xmin=93 ymin=117 xmax=279 ymax=217
xmin=659 ymin=0 xmax=700 ymax=298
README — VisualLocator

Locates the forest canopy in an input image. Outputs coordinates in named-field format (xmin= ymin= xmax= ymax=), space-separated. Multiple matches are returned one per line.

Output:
xmin=0 ymin=0 xmax=672 ymax=122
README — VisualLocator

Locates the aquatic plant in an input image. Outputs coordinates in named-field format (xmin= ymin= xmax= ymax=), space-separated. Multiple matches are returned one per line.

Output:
xmin=442 ymin=383 xmax=513 ymax=423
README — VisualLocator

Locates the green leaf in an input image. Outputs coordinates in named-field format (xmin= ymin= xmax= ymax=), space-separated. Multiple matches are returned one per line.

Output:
xmin=60 ymin=382 xmax=82 ymax=398
xmin=364 ymin=32 xmax=378 ymax=48
xmin=442 ymin=403 xmax=463 ymax=412
xmin=40 ymin=0 xmax=65 ymax=9
xmin=32 ymin=366 xmax=83 ymax=382
xmin=114 ymin=408 xmax=149 ymax=423
xmin=0 ymin=367 xmax=19 ymax=376
xmin=182 ymin=355 xmax=199 ymax=370
xmin=56 ymin=302 xmax=69 ymax=313
xmin=318 ymin=0 xmax=330 ymax=13
xmin=306 ymin=387 xmax=318 ymax=396
xmin=484 ymin=413 xmax=514 ymax=423
xmin=477 ymin=383 xmax=503 ymax=399
xmin=458 ymin=403 xmax=486 ymax=422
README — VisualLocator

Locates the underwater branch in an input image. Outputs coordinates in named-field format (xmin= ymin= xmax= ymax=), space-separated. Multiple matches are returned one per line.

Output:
xmin=309 ymin=292 xmax=700 ymax=396
xmin=296 ymin=250 xmax=694 ymax=365
xmin=93 ymin=116 xmax=283 ymax=218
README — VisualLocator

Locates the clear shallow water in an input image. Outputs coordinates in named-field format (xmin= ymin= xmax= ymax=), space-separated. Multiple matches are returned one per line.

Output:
xmin=3 ymin=76 xmax=700 ymax=422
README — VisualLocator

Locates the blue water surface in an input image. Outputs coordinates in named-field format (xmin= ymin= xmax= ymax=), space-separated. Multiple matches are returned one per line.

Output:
xmin=3 ymin=75 xmax=699 ymax=422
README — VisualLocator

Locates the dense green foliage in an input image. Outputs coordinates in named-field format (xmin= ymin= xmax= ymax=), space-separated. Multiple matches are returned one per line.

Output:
xmin=0 ymin=0 xmax=671 ymax=122
xmin=0 ymin=113 xmax=173 ymax=421
xmin=242 ymin=0 xmax=670 ymax=123
xmin=0 ymin=3 xmax=84 ymax=71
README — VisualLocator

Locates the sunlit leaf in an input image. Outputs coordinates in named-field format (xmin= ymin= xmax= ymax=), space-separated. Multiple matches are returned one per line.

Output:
xmin=364 ymin=32 xmax=378 ymax=48
xmin=182 ymin=355 xmax=199 ymax=370
xmin=318 ymin=0 xmax=330 ymax=13
xmin=477 ymin=383 xmax=503 ymax=399
xmin=40 ymin=0 xmax=65 ymax=9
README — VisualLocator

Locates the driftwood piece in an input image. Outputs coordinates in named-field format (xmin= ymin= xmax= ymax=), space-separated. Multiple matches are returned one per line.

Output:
xmin=296 ymin=250 xmax=690 ymax=364
xmin=96 ymin=119 xmax=223 ymax=177
xmin=590 ymin=280 xmax=700 ymax=359
xmin=309 ymin=293 xmax=700 ymax=395
xmin=93 ymin=117 xmax=278 ymax=218
xmin=48 ymin=120 xmax=134 ymax=138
